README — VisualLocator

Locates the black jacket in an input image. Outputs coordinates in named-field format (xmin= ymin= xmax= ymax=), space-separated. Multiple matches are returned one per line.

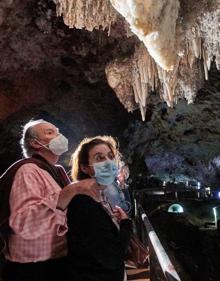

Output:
xmin=67 ymin=195 xmax=133 ymax=281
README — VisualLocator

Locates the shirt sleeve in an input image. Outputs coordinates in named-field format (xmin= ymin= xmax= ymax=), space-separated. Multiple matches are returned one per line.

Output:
xmin=9 ymin=164 xmax=68 ymax=240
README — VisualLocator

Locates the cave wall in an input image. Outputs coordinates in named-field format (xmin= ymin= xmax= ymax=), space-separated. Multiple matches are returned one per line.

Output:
xmin=123 ymin=64 xmax=220 ymax=187
xmin=0 ymin=0 xmax=133 ymax=173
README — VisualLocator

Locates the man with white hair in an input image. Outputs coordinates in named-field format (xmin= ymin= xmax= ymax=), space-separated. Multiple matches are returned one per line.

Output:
xmin=1 ymin=119 xmax=100 ymax=281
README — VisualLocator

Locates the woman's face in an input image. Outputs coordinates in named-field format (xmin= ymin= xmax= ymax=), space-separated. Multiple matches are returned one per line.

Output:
xmin=83 ymin=143 xmax=115 ymax=177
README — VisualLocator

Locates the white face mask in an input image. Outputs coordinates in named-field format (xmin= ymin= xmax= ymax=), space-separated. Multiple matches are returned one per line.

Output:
xmin=36 ymin=134 xmax=68 ymax=156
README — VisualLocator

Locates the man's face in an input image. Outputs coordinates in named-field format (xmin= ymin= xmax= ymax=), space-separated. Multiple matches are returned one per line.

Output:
xmin=33 ymin=122 xmax=59 ymax=145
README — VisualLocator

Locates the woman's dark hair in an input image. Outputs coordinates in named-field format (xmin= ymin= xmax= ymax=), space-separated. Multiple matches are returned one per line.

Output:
xmin=71 ymin=136 xmax=120 ymax=181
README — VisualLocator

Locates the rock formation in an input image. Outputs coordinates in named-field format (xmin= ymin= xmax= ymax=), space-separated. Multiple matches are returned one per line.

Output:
xmin=55 ymin=0 xmax=220 ymax=120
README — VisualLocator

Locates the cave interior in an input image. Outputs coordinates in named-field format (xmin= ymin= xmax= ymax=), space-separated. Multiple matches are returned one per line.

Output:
xmin=1 ymin=0 xmax=220 ymax=280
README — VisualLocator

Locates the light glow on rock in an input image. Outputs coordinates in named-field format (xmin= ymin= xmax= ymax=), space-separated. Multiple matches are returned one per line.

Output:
xmin=109 ymin=0 xmax=180 ymax=71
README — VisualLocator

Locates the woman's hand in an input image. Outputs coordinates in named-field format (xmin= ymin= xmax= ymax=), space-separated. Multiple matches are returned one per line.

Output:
xmin=113 ymin=205 xmax=128 ymax=222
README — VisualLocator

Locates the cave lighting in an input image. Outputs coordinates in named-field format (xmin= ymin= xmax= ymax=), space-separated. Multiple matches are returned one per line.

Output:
xmin=213 ymin=206 xmax=220 ymax=229
xmin=212 ymin=188 xmax=220 ymax=199
xmin=205 ymin=187 xmax=211 ymax=196
xmin=168 ymin=203 xmax=184 ymax=213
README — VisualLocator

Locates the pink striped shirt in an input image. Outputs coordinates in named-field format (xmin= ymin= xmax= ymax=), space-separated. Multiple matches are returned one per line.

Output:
xmin=5 ymin=163 xmax=68 ymax=263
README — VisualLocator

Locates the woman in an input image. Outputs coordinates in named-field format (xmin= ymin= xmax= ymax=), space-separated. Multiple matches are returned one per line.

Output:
xmin=67 ymin=136 xmax=133 ymax=281
xmin=103 ymin=161 xmax=132 ymax=215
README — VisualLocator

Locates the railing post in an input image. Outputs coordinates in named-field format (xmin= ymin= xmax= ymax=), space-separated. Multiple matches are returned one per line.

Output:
xmin=139 ymin=205 xmax=181 ymax=281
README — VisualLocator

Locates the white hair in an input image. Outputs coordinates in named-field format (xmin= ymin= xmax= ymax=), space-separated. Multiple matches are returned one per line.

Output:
xmin=20 ymin=119 xmax=49 ymax=158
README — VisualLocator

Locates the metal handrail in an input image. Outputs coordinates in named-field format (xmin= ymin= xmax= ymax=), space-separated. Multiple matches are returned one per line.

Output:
xmin=137 ymin=202 xmax=181 ymax=281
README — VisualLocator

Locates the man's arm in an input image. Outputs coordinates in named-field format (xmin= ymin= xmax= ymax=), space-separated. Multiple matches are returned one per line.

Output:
xmin=57 ymin=178 xmax=101 ymax=210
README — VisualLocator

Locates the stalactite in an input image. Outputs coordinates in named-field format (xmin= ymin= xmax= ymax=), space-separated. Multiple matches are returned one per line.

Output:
xmin=185 ymin=7 xmax=220 ymax=80
xmin=54 ymin=0 xmax=117 ymax=31
xmin=176 ymin=57 xmax=204 ymax=105
xmin=105 ymin=58 xmax=138 ymax=113
xmin=132 ymin=44 xmax=158 ymax=115
xmin=199 ymin=7 xmax=220 ymax=71
xmin=54 ymin=0 xmax=220 ymax=121
xmin=106 ymin=45 xmax=157 ymax=120
xmin=131 ymin=45 xmax=184 ymax=114
xmin=109 ymin=0 xmax=180 ymax=71
xmin=106 ymin=43 xmax=204 ymax=120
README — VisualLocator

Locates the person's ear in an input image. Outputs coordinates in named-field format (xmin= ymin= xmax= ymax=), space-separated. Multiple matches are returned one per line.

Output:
xmin=80 ymin=164 xmax=92 ymax=176
xmin=29 ymin=139 xmax=41 ymax=149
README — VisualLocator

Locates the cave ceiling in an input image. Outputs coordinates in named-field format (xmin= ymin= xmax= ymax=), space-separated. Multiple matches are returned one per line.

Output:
xmin=55 ymin=0 xmax=220 ymax=120
xmin=0 ymin=0 xmax=220 ymax=186
xmin=0 ymin=0 xmax=134 ymax=172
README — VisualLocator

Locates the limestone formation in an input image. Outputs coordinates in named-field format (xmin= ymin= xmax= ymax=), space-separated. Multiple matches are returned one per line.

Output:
xmin=0 ymin=0 xmax=220 ymax=196
xmin=105 ymin=57 xmax=137 ymax=113
xmin=110 ymin=0 xmax=180 ymax=71
xmin=55 ymin=0 xmax=220 ymax=120
xmin=54 ymin=0 xmax=117 ymax=32
xmin=106 ymin=44 xmax=158 ymax=120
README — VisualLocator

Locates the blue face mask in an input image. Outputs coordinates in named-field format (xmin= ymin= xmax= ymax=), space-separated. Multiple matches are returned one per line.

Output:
xmin=93 ymin=160 xmax=118 ymax=186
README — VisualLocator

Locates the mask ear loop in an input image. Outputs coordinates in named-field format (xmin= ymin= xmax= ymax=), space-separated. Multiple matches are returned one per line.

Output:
xmin=34 ymin=138 xmax=50 ymax=150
